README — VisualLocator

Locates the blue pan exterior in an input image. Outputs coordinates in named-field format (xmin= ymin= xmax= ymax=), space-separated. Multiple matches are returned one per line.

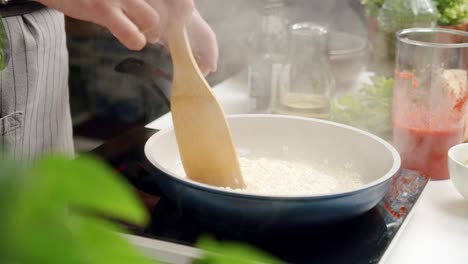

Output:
xmin=146 ymin=160 xmax=396 ymax=230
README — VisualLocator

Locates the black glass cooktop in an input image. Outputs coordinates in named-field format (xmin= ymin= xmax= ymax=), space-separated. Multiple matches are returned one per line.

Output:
xmin=92 ymin=126 xmax=429 ymax=264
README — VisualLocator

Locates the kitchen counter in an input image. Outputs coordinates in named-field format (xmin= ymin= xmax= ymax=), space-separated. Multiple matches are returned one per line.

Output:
xmin=382 ymin=180 xmax=468 ymax=264
xmin=144 ymin=72 xmax=468 ymax=264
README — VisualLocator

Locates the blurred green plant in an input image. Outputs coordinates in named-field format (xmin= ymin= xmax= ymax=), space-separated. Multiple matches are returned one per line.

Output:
xmin=435 ymin=0 xmax=468 ymax=26
xmin=0 ymin=155 xmax=154 ymax=264
xmin=361 ymin=0 xmax=386 ymax=17
xmin=362 ymin=0 xmax=468 ymax=26
xmin=377 ymin=0 xmax=439 ymax=33
xmin=331 ymin=76 xmax=394 ymax=140
xmin=0 ymin=154 xmax=281 ymax=264
xmin=195 ymin=236 xmax=281 ymax=264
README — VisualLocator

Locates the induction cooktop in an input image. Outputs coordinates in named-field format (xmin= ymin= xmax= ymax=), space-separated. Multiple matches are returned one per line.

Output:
xmin=92 ymin=126 xmax=429 ymax=264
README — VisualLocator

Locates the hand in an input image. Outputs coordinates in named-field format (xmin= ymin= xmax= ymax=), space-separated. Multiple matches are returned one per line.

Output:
xmin=38 ymin=0 xmax=218 ymax=75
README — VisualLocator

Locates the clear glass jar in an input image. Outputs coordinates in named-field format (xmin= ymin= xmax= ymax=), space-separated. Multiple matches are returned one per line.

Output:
xmin=247 ymin=0 xmax=289 ymax=113
xmin=274 ymin=22 xmax=335 ymax=119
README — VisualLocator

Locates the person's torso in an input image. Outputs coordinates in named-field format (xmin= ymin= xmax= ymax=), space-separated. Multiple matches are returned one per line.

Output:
xmin=0 ymin=0 xmax=45 ymax=17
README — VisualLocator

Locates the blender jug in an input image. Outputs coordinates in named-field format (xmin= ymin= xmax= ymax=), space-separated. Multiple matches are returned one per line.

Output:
xmin=392 ymin=28 xmax=468 ymax=180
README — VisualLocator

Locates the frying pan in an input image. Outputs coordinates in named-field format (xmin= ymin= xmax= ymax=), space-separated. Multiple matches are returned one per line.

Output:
xmin=144 ymin=115 xmax=401 ymax=230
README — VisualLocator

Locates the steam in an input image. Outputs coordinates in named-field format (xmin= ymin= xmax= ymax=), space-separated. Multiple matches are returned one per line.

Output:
xmin=195 ymin=0 xmax=368 ymax=84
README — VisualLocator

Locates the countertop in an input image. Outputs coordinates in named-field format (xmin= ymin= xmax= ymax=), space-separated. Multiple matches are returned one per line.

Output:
xmin=144 ymin=72 xmax=468 ymax=264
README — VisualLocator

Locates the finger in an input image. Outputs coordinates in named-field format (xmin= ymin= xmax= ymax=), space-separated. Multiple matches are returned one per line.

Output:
xmin=197 ymin=61 xmax=211 ymax=77
xmin=165 ymin=0 xmax=194 ymax=22
xmin=143 ymin=0 xmax=170 ymax=42
xmin=106 ymin=8 xmax=146 ymax=50
xmin=145 ymin=0 xmax=194 ymax=41
xmin=122 ymin=0 xmax=161 ymax=43
xmin=187 ymin=9 xmax=218 ymax=75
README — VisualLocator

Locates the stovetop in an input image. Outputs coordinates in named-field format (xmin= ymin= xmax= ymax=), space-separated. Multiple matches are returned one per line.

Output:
xmin=92 ymin=126 xmax=429 ymax=264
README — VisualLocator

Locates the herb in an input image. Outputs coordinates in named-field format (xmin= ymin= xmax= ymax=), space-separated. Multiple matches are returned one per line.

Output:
xmin=331 ymin=76 xmax=394 ymax=140
xmin=377 ymin=0 xmax=439 ymax=33
xmin=361 ymin=0 xmax=386 ymax=17
xmin=0 ymin=155 xmax=154 ymax=264
xmin=195 ymin=236 xmax=281 ymax=264
xmin=434 ymin=0 xmax=468 ymax=26
xmin=0 ymin=155 xmax=281 ymax=264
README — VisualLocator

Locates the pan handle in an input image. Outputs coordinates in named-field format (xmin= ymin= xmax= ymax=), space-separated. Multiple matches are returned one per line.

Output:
xmin=115 ymin=57 xmax=172 ymax=108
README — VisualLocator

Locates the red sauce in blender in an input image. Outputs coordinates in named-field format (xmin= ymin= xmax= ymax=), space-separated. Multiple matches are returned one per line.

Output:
xmin=392 ymin=72 xmax=467 ymax=180
xmin=393 ymin=120 xmax=463 ymax=180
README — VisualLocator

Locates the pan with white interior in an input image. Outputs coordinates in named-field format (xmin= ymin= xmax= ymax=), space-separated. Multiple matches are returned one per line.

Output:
xmin=144 ymin=115 xmax=401 ymax=230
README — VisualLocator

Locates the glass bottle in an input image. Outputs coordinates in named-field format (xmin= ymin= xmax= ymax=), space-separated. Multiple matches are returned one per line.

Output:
xmin=274 ymin=22 xmax=335 ymax=119
xmin=375 ymin=0 xmax=438 ymax=76
xmin=247 ymin=0 xmax=289 ymax=113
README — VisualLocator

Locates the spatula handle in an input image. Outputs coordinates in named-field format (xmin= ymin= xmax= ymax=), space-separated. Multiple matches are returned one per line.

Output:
xmin=167 ymin=23 xmax=207 ymax=95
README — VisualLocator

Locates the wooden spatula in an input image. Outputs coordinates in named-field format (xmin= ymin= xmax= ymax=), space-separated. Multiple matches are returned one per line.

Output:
xmin=167 ymin=22 xmax=245 ymax=189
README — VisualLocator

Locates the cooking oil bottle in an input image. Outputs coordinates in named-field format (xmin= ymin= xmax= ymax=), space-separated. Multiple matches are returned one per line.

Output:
xmin=274 ymin=22 xmax=335 ymax=119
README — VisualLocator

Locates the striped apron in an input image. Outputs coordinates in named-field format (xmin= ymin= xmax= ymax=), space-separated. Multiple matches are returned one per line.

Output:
xmin=0 ymin=4 xmax=74 ymax=160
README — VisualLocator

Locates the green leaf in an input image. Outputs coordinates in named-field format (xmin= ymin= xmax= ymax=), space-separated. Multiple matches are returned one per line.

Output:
xmin=9 ymin=209 xmax=89 ymax=264
xmin=331 ymin=76 xmax=394 ymax=140
xmin=361 ymin=0 xmax=385 ymax=17
xmin=71 ymin=215 xmax=157 ymax=264
xmin=1 ymin=155 xmax=152 ymax=264
xmin=23 ymin=155 xmax=148 ymax=226
xmin=195 ymin=236 xmax=281 ymax=264
xmin=337 ymin=95 xmax=355 ymax=107
xmin=8 ymin=203 xmax=156 ymax=264
xmin=0 ymin=158 xmax=24 ymax=260
xmin=435 ymin=0 xmax=468 ymax=25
